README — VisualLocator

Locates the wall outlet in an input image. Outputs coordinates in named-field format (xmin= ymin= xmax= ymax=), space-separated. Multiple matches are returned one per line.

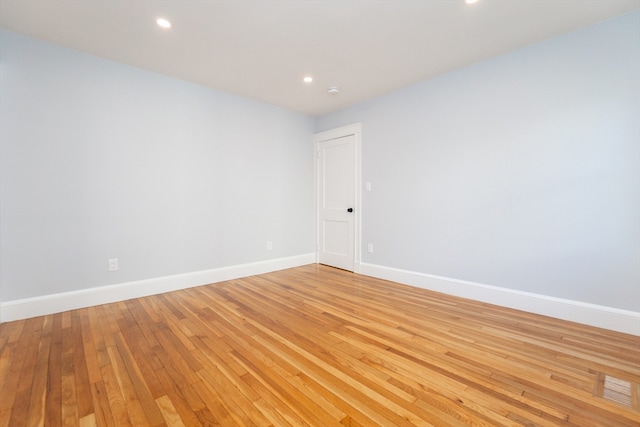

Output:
xmin=267 ymin=241 xmax=273 ymax=250
xmin=367 ymin=243 xmax=374 ymax=253
xmin=108 ymin=258 xmax=118 ymax=271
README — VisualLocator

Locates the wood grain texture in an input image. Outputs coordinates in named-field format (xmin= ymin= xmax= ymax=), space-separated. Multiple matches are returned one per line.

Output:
xmin=1 ymin=264 xmax=638 ymax=426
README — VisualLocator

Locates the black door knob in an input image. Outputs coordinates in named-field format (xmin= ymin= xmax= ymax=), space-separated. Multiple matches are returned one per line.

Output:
xmin=347 ymin=208 xmax=353 ymax=213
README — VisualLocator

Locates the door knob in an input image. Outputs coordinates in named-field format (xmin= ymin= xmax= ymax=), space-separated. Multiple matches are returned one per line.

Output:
xmin=347 ymin=208 xmax=353 ymax=213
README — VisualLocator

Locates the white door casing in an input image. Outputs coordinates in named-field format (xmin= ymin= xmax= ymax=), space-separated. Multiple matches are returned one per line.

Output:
xmin=315 ymin=123 xmax=361 ymax=272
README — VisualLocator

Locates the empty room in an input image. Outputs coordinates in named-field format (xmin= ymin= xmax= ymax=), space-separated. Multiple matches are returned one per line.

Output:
xmin=1 ymin=0 xmax=639 ymax=426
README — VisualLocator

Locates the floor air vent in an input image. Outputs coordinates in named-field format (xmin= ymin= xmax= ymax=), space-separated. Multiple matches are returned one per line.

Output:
xmin=594 ymin=373 xmax=638 ymax=410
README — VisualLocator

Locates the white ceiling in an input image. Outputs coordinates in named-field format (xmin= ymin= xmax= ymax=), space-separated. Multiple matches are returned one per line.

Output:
xmin=1 ymin=0 xmax=639 ymax=116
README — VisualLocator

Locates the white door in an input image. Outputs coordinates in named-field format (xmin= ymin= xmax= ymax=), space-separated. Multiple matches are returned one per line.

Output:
xmin=316 ymin=126 xmax=359 ymax=271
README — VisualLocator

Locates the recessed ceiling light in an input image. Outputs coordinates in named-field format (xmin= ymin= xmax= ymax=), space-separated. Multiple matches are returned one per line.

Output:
xmin=465 ymin=0 xmax=479 ymax=4
xmin=156 ymin=18 xmax=172 ymax=29
xmin=303 ymin=76 xmax=313 ymax=83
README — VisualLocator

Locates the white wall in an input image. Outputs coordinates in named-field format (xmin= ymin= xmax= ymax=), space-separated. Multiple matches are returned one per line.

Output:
xmin=317 ymin=11 xmax=640 ymax=312
xmin=0 ymin=30 xmax=315 ymax=303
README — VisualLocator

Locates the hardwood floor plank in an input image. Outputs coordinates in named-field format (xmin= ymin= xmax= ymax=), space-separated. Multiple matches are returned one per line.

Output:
xmin=153 ymin=367 xmax=205 ymax=426
xmin=7 ymin=317 xmax=44 ymax=427
xmin=106 ymin=337 xmax=152 ymax=426
xmin=71 ymin=310 xmax=94 ymax=419
xmin=115 ymin=316 xmax=165 ymax=399
xmin=86 ymin=306 xmax=110 ymax=369
xmin=195 ymin=367 xmax=269 ymax=426
xmin=190 ymin=379 xmax=235 ymax=426
xmin=155 ymin=395 xmax=186 ymax=427
xmin=90 ymin=380 xmax=115 ymax=427
xmin=249 ymin=328 xmax=417 ymax=426
xmin=78 ymin=413 xmax=96 ymax=427
xmin=113 ymin=333 xmax=166 ymax=426
xmin=1 ymin=264 xmax=639 ymax=426
xmin=99 ymin=361 xmax=133 ymax=427
xmin=0 ymin=342 xmax=16 ymax=421
xmin=26 ymin=315 xmax=53 ymax=427
xmin=0 ymin=318 xmax=22 ymax=352
xmin=233 ymin=348 xmax=343 ymax=426
xmin=78 ymin=310 xmax=102 ymax=387
xmin=61 ymin=322 xmax=79 ymax=427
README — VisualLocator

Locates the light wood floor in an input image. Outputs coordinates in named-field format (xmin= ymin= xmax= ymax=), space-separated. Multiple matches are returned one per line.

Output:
xmin=1 ymin=264 xmax=639 ymax=426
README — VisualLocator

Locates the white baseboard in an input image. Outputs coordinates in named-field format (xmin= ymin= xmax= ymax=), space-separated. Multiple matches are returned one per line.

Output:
xmin=4 ymin=256 xmax=637 ymax=336
xmin=0 ymin=253 xmax=316 ymax=323
xmin=358 ymin=262 xmax=640 ymax=336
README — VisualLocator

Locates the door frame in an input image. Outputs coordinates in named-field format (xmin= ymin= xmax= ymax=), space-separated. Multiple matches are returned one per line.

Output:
xmin=314 ymin=123 xmax=362 ymax=273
